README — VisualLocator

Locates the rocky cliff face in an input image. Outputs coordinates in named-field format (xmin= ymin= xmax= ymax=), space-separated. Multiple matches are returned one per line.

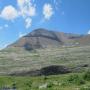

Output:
xmin=9 ymin=28 xmax=83 ymax=50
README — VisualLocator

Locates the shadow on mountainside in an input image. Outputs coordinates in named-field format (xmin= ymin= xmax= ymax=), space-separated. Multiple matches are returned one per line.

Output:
xmin=9 ymin=64 xmax=89 ymax=76
xmin=10 ymin=65 xmax=71 ymax=76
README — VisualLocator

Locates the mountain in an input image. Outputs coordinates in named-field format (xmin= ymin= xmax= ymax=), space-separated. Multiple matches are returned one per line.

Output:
xmin=76 ymin=35 xmax=90 ymax=45
xmin=9 ymin=28 xmax=82 ymax=50
xmin=0 ymin=28 xmax=90 ymax=75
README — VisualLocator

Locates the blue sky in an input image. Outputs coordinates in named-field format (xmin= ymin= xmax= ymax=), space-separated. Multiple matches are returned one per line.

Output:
xmin=0 ymin=0 xmax=90 ymax=49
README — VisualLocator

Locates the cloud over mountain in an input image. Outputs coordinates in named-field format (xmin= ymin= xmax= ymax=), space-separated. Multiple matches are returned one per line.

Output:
xmin=0 ymin=0 xmax=59 ymax=32
xmin=43 ymin=3 xmax=54 ymax=20
xmin=17 ymin=0 xmax=36 ymax=17
xmin=25 ymin=18 xmax=32 ymax=29
xmin=0 ymin=5 xmax=19 ymax=20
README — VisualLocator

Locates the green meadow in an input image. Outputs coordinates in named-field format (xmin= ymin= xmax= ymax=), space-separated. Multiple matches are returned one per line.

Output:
xmin=0 ymin=72 xmax=90 ymax=90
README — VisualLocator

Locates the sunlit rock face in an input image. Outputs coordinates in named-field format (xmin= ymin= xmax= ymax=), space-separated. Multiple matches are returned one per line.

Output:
xmin=9 ymin=28 xmax=83 ymax=50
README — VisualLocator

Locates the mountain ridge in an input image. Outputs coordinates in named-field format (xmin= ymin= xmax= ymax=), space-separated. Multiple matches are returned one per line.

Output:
xmin=9 ymin=28 xmax=85 ymax=50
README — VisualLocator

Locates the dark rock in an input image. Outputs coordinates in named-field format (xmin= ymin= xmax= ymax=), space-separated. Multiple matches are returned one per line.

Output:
xmin=10 ymin=70 xmax=41 ymax=76
xmin=40 ymin=65 xmax=71 ymax=76
xmin=10 ymin=65 xmax=71 ymax=76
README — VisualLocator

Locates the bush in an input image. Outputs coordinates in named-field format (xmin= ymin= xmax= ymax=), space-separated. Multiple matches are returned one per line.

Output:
xmin=61 ymin=82 xmax=70 ymax=86
xmin=80 ymin=85 xmax=90 ymax=90
xmin=47 ymin=83 xmax=53 ymax=88
xmin=43 ymin=76 xmax=48 ymax=81
xmin=83 ymin=71 xmax=90 ymax=81
xmin=67 ymin=74 xmax=85 ymax=85
xmin=24 ymin=81 xmax=32 ymax=88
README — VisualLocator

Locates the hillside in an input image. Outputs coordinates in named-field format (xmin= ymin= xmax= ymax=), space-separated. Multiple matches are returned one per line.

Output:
xmin=0 ymin=29 xmax=90 ymax=75
xmin=9 ymin=28 xmax=82 ymax=49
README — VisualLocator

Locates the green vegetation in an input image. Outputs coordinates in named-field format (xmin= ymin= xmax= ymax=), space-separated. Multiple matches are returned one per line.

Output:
xmin=67 ymin=74 xmax=85 ymax=85
xmin=83 ymin=71 xmax=90 ymax=81
xmin=80 ymin=85 xmax=90 ymax=90
xmin=0 ymin=72 xmax=89 ymax=90
xmin=0 ymin=44 xmax=90 ymax=89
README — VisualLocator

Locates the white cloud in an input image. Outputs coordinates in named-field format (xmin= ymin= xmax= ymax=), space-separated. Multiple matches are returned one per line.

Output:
xmin=0 ymin=5 xmax=19 ymax=20
xmin=88 ymin=30 xmax=90 ymax=34
xmin=17 ymin=0 xmax=26 ymax=8
xmin=43 ymin=3 xmax=54 ymax=20
xmin=28 ymin=6 xmax=36 ymax=16
xmin=25 ymin=18 xmax=32 ymax=29
xmin=19 ymin=32 xmax=26 ymax=38
xmin=17 ymin=0 xmax=36 ymax=17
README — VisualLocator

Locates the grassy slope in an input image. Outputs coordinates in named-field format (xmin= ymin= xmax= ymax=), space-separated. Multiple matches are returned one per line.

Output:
xmin=0 ymin=45 xmax=90 ymax=74
xmin=0 ymin=45 xmax=90 ymax=89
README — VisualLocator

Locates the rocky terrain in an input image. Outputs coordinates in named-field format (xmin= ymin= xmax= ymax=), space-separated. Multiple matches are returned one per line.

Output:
xmin=9 ymin=28 xmax=83 ymax=49
xmin=0 ymin=28 xmax=90 ymax=76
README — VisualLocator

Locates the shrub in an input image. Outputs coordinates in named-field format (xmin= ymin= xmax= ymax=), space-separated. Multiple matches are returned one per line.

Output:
xmin=24 ymin=81 xmax=32 ymax=88
xmin=43 ymin=76 xmax=48 ymax=81
xmin=47 ymin=83 xmax=53 ymax=88
xmin=80 ymin=85 xmax=90 ymax=90
xmin=67 ymin=74 xmax=85 ymax=85
xmin=61 ymin=82 xmax=70 ymax=86
xmin=83 ymin=71 xmax=90 ymax=81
